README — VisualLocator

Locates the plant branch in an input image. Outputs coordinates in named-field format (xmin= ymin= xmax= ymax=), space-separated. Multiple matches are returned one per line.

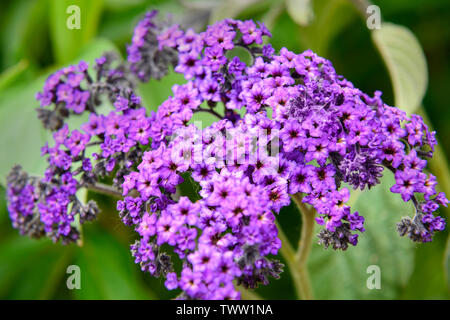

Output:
xmin=291 ymin=193 xmax=315 ymax=300
xmin=86 ymin=182 xmax=122 ymax=198
xmin=194 ymin=107 xmax=223 ymax=119
xmin=275 ymin=220 xmax=306 ymax=300
xmin=276 ymin=194 xmax=315 ymax=300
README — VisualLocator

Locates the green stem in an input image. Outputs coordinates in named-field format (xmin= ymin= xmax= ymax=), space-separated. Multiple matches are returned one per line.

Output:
xmin=275 ymin=194 xmax=316 ymax=300
xmin=74 ymin=214 xmax=83 ymax=247
xmin=292 ymin=193 xmax=315 ymax=300
xmin=87 ymin=182 xmax=122 ymax=198
xmin=74 ymin=188 xmax=87 ymax=247
xmin=194 ymin=107 xmax=223 ymax=120
xmin=275 ymin=220 xmax=305 ymax=299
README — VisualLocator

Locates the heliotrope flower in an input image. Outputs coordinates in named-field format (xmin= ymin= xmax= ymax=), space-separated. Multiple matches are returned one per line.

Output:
xmin=5 ymin=10 xmax=447 ymax=300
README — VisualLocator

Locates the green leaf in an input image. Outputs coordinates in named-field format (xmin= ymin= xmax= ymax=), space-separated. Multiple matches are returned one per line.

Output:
xmin=1 ymin=0 xmax=45 ymax=68
xmin=445 ymin=234 xmax=450 ymax=291
xmin=137 ymin=68 xmax=186 ymax=112
xmin=75 ymin=38 xmax=120 ymax=63
xmin=103 ymin=0 xmax=145 ymax=11
xmin=0 ymin=80 xmax=50 ymax=185
xmin=285 ymin=0 xmax=314 ymax=26
xmin=0 ymin=236 xmax=53 ymax=298
xmin=137 ymin=67 xmax=222 ymax=131
xmin=49 ymin=0 xmax=104 ymax=64
xmin=295 ymin=0 xmax=357 ymax=56
xmin=0 ymin=60 xmax=29 ymax=91
xmin=0 ymin=186 xmax=7 ymax=225
xmin=73 ymin=227 xmax=154 ymax=299
xmin=372 ymin=23 xmax=428 ymax=115
xmin=208 ymin=0 xmax=263 ymax=24
xmin=225 ymin=46 xmax=253 ymax=66
xmin=400 ymin=233 xmax=449 ymax=299
xmin=6 ymin=246 xmax=73 ymax=299
xmin=98 ymin=6 xmax=145 ymax=45
xmin=189 ymin=101 xmax=223 ymax=129
xmin=19 ymin=0 xmax=51 ymax=66
xmin=308 ymin=174 xmax=415 ymax=299
xmin=178 ymin=172 xmax=201 ymax=202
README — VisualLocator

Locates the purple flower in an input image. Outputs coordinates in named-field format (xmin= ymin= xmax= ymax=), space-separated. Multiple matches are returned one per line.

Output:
xmin=204 ymin=22 xmax=235 ymax=50
xmin=379 ymin=139 xmax=404 ymax=168
xmin=137 ymin=169 xmax=160 ymax=200
xmin=64 ymin=130 xmax=90 ymax=157
xmin=280 ymin=120 xmax=304 ymax=152
xmin=188 ymin=245 xmax=220 ymax=272
xmin=179 ymin=267 xmax=205 ymax=297
xmin=391 ymin=169 xmax=418 ymax=202
xmin=192 ymin=163 xmax=215 ymax=182
xmin=169 ymin=197 xmax=200 ymax=226
xmin=203 ymin=46 xmax=227 ymax=72
xmin=136 ymin=213 xmax=157 ymax=238
xmin=238 ymin=20 xmax=263 ymax=45
xmin=81 ymin=113 xmax=104 ymax=135
xmin=129 ymin=118 xmax=151 ymax=145
xmin=176 ymin=226 xmax=197 ymax=252
xmin=290 ymin=165 xmax=313 ymax=194
xmin=175 ymin=52 xmax=202 ymax=79
xmin=165 ymin=272 xmax=178 ymax=290
xmin=156 ymin=212 xmax=181 ymax=246
xmin=114 ymin=95 xmax=129 ymax=111
xmin=228 ymin=56 xmax=246 ymax=75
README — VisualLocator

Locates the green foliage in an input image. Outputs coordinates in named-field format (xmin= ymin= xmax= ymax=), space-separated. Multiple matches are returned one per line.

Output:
xmin=50 ymin=0 xmax=104 ymax=64
xmin=400 ymin=232 xmax=449 ymax=299
xmin=0 ymin=0 xmax=449 ymax=300
xmin=309 ymin=175 xmax=415 ymax=299
xmin=286 ymin=0 xmax=314 ymax=26
xmin=209 ymin=0 xmax=273 ymax=24
xmin=1 ymin=0 xmax=49 ymax=68
xmin=445 ymin=236 xmax=450 ymax=292
xmin=0 ymin=60 xmax=29 ymax=91
xmin=0 ymin=78 xmax=49 ymax=185
xmin=73 ymin=227 xmax=154 ymax=299
xmin=296 ymin=0 xmax=357 ymax=56
xmin=137 ymin=68 xmax=186 ymax=112
xmin=0 ymin=236 xmax=54 ymax=299
xmin=372 ymin=23 xmax=428 ymax=115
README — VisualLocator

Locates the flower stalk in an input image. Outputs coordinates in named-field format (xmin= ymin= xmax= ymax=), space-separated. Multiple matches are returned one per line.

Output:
xmin=292 ymin=193 xmax=315 ymax=300
xmin=87 ymin=182 xmax=122 ymax=198
xmin=275 ymin=193 xmax=315 ymax=300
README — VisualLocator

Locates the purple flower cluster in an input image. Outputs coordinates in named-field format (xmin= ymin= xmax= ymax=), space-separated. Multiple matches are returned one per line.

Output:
xmin=127 ymin=10 xmax=178 ymax=81
xmin=36 ymin=53 xmax=136 ymax=131
xmin=7 ymin=164 xmax=93 ymax=244
xmin=7 ymin=55 xmax=144 ymax=243
xmin=36 ymin=61 xmax=90 ymax=113
xmin=6 ymin=11 xmax=448 ymax=299
xmin=126 ymin=173 xmax=282 ymax=299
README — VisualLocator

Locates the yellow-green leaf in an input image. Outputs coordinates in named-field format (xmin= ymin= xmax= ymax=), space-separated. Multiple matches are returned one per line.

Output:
xmin=50 ymin=0 xmax=104 ymax=64
xmin=286 ymin=0 xmax=315 ymax=26
xmin=372 ymin=23 xmax=428 ymax=114
xmin=309 ymin=174 xmax=415 ymax=299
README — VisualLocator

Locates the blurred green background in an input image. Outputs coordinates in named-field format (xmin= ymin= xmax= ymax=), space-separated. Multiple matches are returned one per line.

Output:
xmin=0 ymin=0 xmax=449 ymax=299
